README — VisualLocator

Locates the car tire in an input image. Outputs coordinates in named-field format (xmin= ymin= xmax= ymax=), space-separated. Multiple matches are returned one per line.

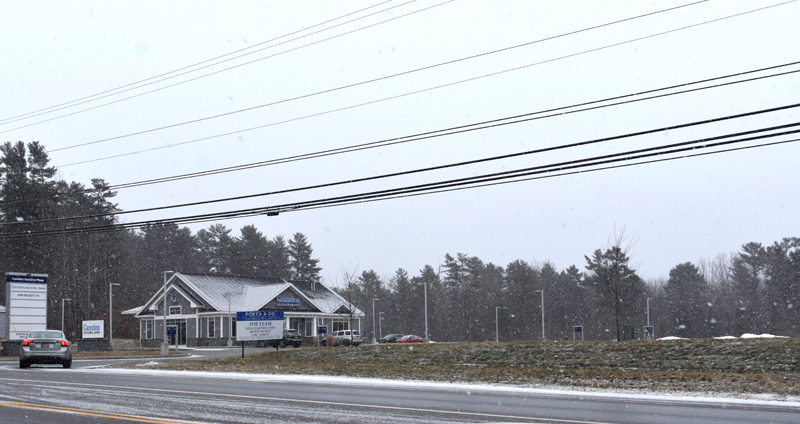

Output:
xmin=279 ymin=340 xmax=286 ymax=348
xmin=320 ymin=339 xmax=327 ymax=347
xmin=343 ymin=339 xmax=351 ymax=347
xmin=63 ymin=359 xmax=72 ymax=369
xmin=19 ymin=360 xmax=29 ymax=369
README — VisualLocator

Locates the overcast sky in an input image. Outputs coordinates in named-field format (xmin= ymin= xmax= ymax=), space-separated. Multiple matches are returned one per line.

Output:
xmin=2 ymin=0 xmax=798 ymax=286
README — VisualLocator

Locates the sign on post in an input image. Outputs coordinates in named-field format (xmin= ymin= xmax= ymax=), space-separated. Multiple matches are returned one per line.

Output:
xmin=5 ymin=272 xmax=48 ymax=340
xmin=82 ymin=320 xmax=104 ymax=339
xmin=235 ymin=311 xmax=284 ymax=341
xmin=573 ymin=325 xmax=584 ymax=341
xmin=317 ymin=326 xmax=327 ymax=335
xmin=644 ymin=325 xmax=654 ymax=340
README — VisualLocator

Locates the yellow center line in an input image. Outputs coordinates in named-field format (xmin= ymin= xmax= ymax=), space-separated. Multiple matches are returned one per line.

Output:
xmin=0 ymin=400 xmax=209 ymax=424
xmin=0 ymin=376 xmax=608 ymax=424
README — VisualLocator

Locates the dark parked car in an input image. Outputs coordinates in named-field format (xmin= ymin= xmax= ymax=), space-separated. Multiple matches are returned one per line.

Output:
xmin=272 ymin=328 xmax=302 ymax=348
xmin=378 ymin=333 xmax=405 ymax=343
xmin=397 ymin=334 xmax=424 ymax=343
xmin=19 ymin=330 xmax=72 ymax=368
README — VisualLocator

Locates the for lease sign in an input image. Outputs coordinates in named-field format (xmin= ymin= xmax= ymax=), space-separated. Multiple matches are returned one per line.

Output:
xmin=235 ymin=311 xmax=284 ymax=341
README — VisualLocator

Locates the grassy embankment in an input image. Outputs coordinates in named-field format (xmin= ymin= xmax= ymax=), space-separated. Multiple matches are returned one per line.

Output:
xmin=132 ymin=338 xmax=800 ymax=396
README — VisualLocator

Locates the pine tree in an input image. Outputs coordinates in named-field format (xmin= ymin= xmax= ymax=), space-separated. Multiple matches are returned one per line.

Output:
xmin=288 ymin=232 xmax=321 ymax=282
xmin=584 ymin=245 xmax=645 ymax=341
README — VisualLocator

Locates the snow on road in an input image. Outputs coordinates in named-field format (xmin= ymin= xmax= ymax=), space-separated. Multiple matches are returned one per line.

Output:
xmin=82 ymin=366 xmax=800 ymax=408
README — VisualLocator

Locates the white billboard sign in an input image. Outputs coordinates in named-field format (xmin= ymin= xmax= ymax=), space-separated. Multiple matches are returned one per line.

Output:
xmin=235 ymin=311 xmax=284 ymax=341
xmin=5 ymin=272 xmax=48 ymax=340
xmin=82 ymin=320 xmax=104 ymax=339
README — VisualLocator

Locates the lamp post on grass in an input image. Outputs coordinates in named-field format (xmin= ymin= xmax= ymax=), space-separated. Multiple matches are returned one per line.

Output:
xmin=423 ymin=279 xmax=429 ymax=341
xmin=223 ymin=291 xmax=240 ymax=347
xmin=161 ymin=271 xmax=172 ymax=356
xmin=535 ymin=289 xmax=545 ymax=340
xmin=371 ymin=298 xmax=379 ymax=344
xmin=61 ymin=298 xmax=71 ymax=333
xmin=495 ymin=306 xmax=503 ymax=342
xmin=109 ymin=283 xmax=120 ymax=348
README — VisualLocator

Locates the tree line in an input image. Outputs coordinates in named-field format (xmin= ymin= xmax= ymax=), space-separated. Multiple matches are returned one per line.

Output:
xmin=2 ymin=141 xmax=798 ymax=341
xmin=0 ymin=142 xmax=321 ymax=339
xmin=341 ymin=238 xmax=799 ymax=342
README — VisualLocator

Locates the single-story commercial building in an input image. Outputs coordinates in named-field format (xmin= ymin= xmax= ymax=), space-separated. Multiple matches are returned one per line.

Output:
xmin=123 ymin=272 xmax=364 ymax=347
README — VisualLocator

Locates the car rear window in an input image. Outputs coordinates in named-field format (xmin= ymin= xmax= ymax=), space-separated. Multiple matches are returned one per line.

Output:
xmin=28 ymin=331 xmax=64 ymax=339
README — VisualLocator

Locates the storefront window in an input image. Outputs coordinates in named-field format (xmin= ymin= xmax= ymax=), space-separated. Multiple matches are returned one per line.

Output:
xmin=332 ymin=319 xmax=349 ymax=332
xmin=206 ymin=317 xmax=217 ymax=337
xmin=144 ymin=320 xmax=153 ymax=339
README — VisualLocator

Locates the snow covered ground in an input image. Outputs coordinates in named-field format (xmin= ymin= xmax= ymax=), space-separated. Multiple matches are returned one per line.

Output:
xmin=657 ymin=333 xmax=790 ymax=341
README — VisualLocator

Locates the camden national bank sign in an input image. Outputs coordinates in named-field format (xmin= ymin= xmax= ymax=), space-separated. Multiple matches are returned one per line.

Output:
xmin=5 ymin=272 xmax=48 ymax=340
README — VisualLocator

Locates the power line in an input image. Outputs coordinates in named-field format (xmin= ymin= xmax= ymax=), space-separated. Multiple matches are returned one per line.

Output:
xmin=3 ymin=128 xmax=797 ymax=239
xmin=299 ymin=136 xmax=800 ymax=214
xmin=99 ymin=65 xmax=800 ymax=188
xmin=5 ymin=103 xmax=798 ymax=228
xmin=53 ymin=1 xmax=798 ymax=165
xmin=2 ymin=64 xmax=797 ymax=210
xmin=39 ymin=0 xmax=707 ymax=152
xmin=0 ymin=0 xmax=400 ymax=125
xmin=0 ymin=0 xmax=453 ymax=134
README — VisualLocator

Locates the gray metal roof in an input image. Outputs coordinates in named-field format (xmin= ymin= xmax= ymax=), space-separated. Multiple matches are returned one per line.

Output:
xmin=291 ymin=280 xmax=364 ymax=316
xmin=136 ymin=273 xmax=363 ymax=316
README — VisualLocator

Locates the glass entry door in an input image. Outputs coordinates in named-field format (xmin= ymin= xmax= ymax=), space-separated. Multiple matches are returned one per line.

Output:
xmin=167 ymin=320 xmax=187 ymax=346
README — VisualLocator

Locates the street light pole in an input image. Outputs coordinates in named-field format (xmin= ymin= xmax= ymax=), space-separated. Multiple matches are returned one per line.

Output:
xmin=535 ymin=289 xmax=545 ymax=340
xmin=495 ymin=306 xmax=502 ymax=342
xmin=378 ymin=311 xmax=384 ymax=339
xmin=646 ymin=297 xmax=652 ymax=340
xmin=161 ymin=271 xmax=172 ymax=356
xmin=223 ymin=292 xmax=239 ymax=347
xmin=423 ymin=279 xmax=429 ymax=341
xmin=109 ymin=283 xmax=120 ymax=348
xmin=371 ymin=298 xmax=379 ymax=344
xmin=61 ymin=298 xmax=71 ymax=333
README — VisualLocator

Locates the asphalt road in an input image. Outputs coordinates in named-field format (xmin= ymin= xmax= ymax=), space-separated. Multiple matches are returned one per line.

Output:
xmin=0 ymin=351 xmax=798 ymax=423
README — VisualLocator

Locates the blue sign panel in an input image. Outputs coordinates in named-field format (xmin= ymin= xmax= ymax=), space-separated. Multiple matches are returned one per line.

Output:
xmin=236 ymin=311 xmax=284 ymax=321
xmin=573 ymin=326 xmax=583 ymax=333
xmin=167 ymin=327 xmax=177 ymax=335
xmin=7 ymin=274 xmax=47 ymax=284
xmin=644 ymin=325 xmax=654 ymax=334
xmin=317 ymin=326 xmax=327 ymax=334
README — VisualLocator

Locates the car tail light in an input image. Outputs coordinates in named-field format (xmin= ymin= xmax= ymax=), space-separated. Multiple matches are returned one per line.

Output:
xmin=58 ymin=340 xmax=69 ymax=347
xmin=21 ymin=339 xmax=33 ymax=346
